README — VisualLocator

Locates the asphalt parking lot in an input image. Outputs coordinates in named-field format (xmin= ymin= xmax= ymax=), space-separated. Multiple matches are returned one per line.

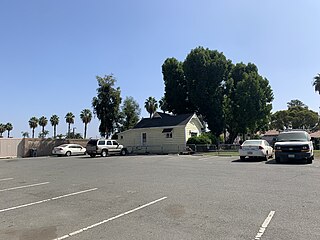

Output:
xmin=1 ymin=154 xmax=320 ymax=240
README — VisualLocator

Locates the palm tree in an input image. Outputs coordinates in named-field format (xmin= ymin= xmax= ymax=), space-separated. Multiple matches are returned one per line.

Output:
xmin=313 ymin=73 xmax=320 ymax=94
xmin=39 ymin=116 xmax=48 ymax=138
xmin=5 ymin=123 xmax=13 ymax=138
xmin=80 ymin=109 xmax=92 ymax=139
xmin=21 ymin=131 xmax=29 ymax=138
xmin=144 ymin=97 xmax=158 ymax=118
xmin=0 ymin=124 xmax=5 ymax=138
xmin=50 ymin=114 xmax=59 ymax=138
xmin=28 ymin=117 xmax=39 ymax=138
xmin=65 ymin=112 xmax=75 ymax=138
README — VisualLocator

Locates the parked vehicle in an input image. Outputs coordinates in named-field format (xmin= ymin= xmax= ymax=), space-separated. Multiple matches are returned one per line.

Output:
xmin=52 ymin=144 xmax=86 ymax=156
xmin=239 ymin=140 xmax=273 ymax=161
xmin=274 ymin=130 xmax=314 ymax=164
xmin=86 ymin=139 xmax=128 ymax=157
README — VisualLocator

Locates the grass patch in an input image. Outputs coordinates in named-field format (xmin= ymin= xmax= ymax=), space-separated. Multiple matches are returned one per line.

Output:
xmin=314 ymin=150 xmax=320 ymax=158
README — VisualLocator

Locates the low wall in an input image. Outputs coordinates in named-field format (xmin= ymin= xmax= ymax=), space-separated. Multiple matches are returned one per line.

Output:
xmin=0 ymin=138 xmax=89 ymax=158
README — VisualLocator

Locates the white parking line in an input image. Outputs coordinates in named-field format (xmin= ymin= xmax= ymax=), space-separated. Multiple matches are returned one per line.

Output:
xmin=0 ymin=182 xmax=50 ymax=192
xmin=254 ymin=211 xmax=275 ymax=240
xmin=0 ymin=178 xmax=14 ymax=182
xmin=53 ymin=196 xmax=168 ymax=240
xmin=0 ymin=188 xmax=97 ymax=213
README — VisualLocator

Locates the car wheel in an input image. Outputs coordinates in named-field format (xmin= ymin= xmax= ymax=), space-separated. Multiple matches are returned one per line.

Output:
xmin=307 ymin=158 xmax=313 ymax=164
xmin=240 ymin=156 xmax=245 ymax=161
xmin=120 ymin=149 xmax=127 ymax=156
xmin=101 ymin=150 xmax=108 ymax=157
xmin=89 ymin=154 xmax=96 ymax=158
xmin=66 ymin=151 xmax=71 ymax=157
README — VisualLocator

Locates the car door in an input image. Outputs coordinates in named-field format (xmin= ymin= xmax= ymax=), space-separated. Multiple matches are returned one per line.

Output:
xmin=106 ymin=140 xmax=113 ymax=153
xmin=112 ymin=140 xmax=121 ymax=153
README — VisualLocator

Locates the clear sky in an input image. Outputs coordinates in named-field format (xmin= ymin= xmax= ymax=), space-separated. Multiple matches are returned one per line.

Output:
xmin=1 ymin=0 xmax=320 ymax=138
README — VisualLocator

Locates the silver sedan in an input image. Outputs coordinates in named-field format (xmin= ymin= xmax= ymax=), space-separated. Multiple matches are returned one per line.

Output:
xmin=52 ymin=144 xmax=86 ymax=156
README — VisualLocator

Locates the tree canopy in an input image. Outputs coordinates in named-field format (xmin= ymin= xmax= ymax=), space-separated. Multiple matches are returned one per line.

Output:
xmin=271 ymin=100 xmax=318 ymax=130
xmin=120 ymin=96 xmax=141 ymax=131
xmin=162 ymin=46 xmax=273 ymax=142
xmin=92 ymin=75 xmax=121 ymax=137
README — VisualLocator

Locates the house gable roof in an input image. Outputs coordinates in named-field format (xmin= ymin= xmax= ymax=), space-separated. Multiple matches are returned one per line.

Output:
xmin=133 ymin=112 xmax=196 ymax=129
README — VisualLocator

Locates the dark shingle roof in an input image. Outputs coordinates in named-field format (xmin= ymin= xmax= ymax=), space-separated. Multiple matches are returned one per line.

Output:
xmin=133 ymin=112 xmax=194 ymax=129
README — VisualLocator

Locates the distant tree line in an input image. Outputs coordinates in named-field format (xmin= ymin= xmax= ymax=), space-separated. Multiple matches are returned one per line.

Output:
xmin=0 ymin=123 xmax=13 ymax=138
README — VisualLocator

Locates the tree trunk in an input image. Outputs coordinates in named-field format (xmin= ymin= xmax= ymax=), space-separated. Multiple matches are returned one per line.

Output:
xmin=7 ymin=131 xmax=10 ymax=138
xmin=84 ymin=123 xmax=87 ymax=139
xmin=32 ymin=128 xmax=35 ymax=138
xmin=53 ymin=125 xmax=56 ymax=138
xmin=68 ymin=123 xmax=71 ymax=138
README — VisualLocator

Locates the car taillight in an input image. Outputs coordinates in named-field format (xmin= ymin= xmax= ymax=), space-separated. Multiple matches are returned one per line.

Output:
xmin=259 ymin=146 xmax=264 ymax=150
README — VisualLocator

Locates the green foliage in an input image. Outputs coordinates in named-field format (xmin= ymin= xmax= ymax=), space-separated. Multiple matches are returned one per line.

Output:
xmin=287 ymin=99 xmax=307 ymax=109
xmin=5 ymin=123 xmax=13 ymax=138
xmin=21 ymin=131 xmax=29 ymax=138
xmin=39 ymin=116 xmax=48 ymax=137
xmin=80 ymin=109 xmax=92 ymax=139
xmin=183 ymin=47 xmax=231 ymax=137
xmin=159 ymin=96 xmax=168 ymax=113
xmin=162 ymin=58 xmax=193 ymax=114
xmin=144 ymin=96 xmax=158 ymax=118
xmin=65 ymin=112 xmax=75 ymax=138
xmin=313 ymin=73 xmax=320 ymax=94
xmin=187 ymin=134 xmax=212 ymax=144
xmin=28 ymin=117 xmax=39 ymax=138
xmin=162 ymin=47 xmax=273 ymax=142
xmin=0 ymin=124 xmax=5 ymax=138
xmin=224 ymin=63 xmax=273 ymax=143
xmin=50 ymin=114 xmax=59 ymax=138
xmin=120 ymin=96 xmax=140 ymax=131
xmin=92 ymin=74 xmax=122 ymax=137
xmin=271 ymin=100 xmax=318 ymax=130
xmin=38 ymin=130 xmax=49 ymax=138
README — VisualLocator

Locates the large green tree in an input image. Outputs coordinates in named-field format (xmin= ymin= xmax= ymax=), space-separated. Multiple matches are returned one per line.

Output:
xmin=65 ymin=112 xmax=75 ymax=138
xmin=271 ymin=100 xmax=318 ymax=130
xmin=224 ymin=63 xmax=273 ymax=142
xmin=121 ymin=96 xmax=140 ymax=131
xmin=92 ymin=75 xmax=121 ymax=137
xmin=183 ymin=47 xmax=232 ymax=137
xmin=162 ymin=58 xmax=193 ymax=114
xmin=80 ymin=109 xmax=92 ymax=139
xmin=50 ymin=114 xmax=59 ymax=138
xmin=39 ymin=116 xmax=48 ymax=138
xmin=159 ymin=96 xmax=168 ymax=113
xmin=28 ymin=117 xmax=39 ymax=138
xmin=5 ymin=123 xmax=13 ymax=138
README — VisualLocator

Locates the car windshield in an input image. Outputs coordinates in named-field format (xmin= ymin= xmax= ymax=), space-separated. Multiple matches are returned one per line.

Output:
xmin=242 ymin=140 xmax=262 ymax=146
xmin=277 ymin=132 xmax=308 ymax=142
xmin=87 ymin=139 xmax=98 ymax=146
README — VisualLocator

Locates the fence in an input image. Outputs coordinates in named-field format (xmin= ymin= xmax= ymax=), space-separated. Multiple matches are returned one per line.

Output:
xmin=124 ymin=144 xmax=240 ymax=155
xmin=186 ymin=144 xmax=240 ymax=155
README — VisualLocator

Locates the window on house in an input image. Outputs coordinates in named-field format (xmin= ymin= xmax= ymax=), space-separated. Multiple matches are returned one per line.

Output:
xmin=142 ymin=133 xmax=147 ymax=145
xmin=162 ymin=128 xmax=173 ymax=138
xmin=120 ymin=136 xmax=123 ymax=139
xmin=191 ymin=132 xmax=197 ymax=137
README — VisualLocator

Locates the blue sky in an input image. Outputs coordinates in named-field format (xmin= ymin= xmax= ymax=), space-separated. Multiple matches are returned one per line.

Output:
xmin=1 ymin=0 xmax=320 ymax=138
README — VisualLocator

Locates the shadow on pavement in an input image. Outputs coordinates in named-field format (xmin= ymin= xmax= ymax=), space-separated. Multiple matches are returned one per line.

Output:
xmin=232 ymin=158 xmax=265 ymax=163
xmin=265 ymin=159 xmax=310 ymax=165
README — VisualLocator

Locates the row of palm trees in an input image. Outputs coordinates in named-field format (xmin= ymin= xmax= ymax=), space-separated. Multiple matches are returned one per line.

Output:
xmin=0 ymin=123 xmax=13 ymax=138
xmin=28 ymin=109 xmax=92 ymax=139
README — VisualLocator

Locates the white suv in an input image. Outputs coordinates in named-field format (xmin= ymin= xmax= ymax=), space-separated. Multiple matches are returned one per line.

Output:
xmin=86 ymin=139 xmax=128 ymax=157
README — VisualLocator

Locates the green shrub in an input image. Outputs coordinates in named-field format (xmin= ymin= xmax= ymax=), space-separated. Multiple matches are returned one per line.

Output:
xmin=187 ymin=134 xmax=212 ymax=144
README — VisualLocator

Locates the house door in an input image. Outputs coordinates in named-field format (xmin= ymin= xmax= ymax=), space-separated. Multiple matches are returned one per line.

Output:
xmin=142 ymin=133 xmax=147 ymax=146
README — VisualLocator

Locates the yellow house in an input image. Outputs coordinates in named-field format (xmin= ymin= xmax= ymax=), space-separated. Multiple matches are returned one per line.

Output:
xmin=118 ymin=112 xmax=203 ymax=154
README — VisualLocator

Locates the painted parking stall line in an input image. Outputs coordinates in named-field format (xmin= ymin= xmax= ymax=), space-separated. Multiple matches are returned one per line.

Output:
xmin=0 ymin=188 xmax=97 ymax=213
xmin=53 ymin=196 xmax=168 ymax=240
xmin=0 ymin=182 xmax=49 ymax=192
xmin=0 ymin=178 xmax=14 ymax=182
xmin=254 ymin=211 xmax=275 ymax=240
